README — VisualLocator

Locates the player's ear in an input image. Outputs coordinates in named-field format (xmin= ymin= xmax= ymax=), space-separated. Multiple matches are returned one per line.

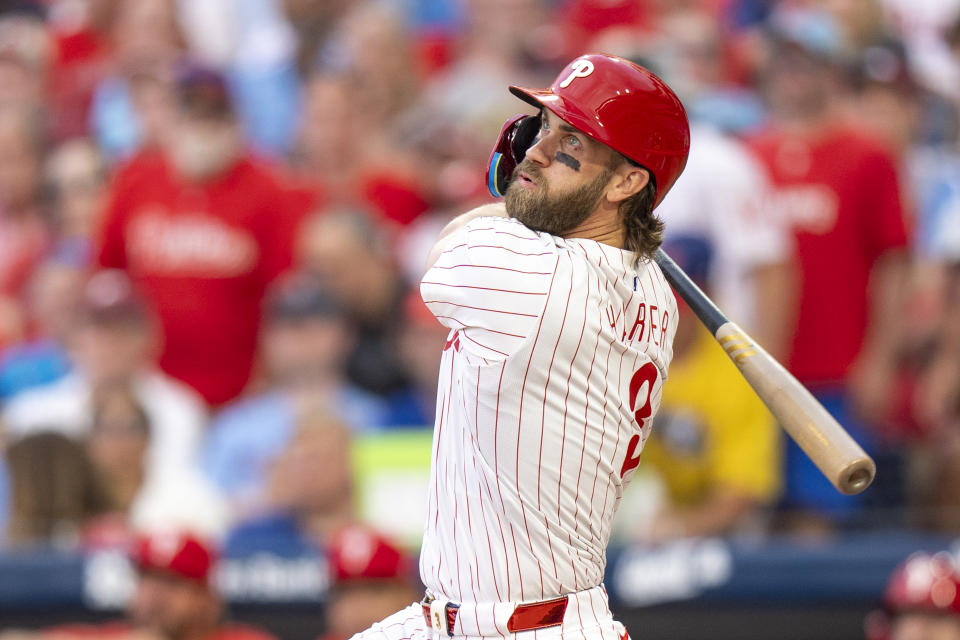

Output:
xmin=606 ymin=164 xmax=649 ymax=204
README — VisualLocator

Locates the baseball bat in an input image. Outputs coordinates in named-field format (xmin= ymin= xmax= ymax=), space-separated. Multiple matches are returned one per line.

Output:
xmin=653 ymin=248 xmax=876 ymax=495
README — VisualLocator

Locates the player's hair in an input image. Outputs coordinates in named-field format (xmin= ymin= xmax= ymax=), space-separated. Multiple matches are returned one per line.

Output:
xmin=615 ymin=155 xmax=662 ymax=265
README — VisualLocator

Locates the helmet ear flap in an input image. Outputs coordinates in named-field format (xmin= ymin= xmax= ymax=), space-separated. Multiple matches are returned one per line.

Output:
xmin=511 ymin=114 xmax=541 ymax=165
xmin=486 ymin=114 xmax=541 ymax=197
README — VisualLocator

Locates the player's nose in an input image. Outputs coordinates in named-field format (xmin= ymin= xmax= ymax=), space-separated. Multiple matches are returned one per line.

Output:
xmin=524 ymin=135 xmax=552 ymax=166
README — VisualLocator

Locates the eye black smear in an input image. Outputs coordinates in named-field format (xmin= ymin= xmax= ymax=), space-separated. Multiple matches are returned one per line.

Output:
xmin=555 ymin=152 xmax=581 ymax=172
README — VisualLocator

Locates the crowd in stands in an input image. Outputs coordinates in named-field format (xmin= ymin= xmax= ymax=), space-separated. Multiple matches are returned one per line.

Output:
xmin=0 ymin=0 xmax=958 ymax=635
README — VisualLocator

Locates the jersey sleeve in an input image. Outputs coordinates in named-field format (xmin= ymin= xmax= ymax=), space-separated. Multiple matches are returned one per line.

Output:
xmin=420 ymin=216 xmax=558 ymax=360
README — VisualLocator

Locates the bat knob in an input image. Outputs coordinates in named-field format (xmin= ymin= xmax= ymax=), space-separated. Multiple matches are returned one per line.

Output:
xmin=839 ymin=458 xmax=876 ymax=495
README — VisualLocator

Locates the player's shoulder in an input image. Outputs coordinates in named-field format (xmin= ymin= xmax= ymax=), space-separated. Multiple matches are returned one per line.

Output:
xmin=453 ymin=215 xmax=559 ymax=269
xmin=461 ymin=215 xmax=556 ymax=248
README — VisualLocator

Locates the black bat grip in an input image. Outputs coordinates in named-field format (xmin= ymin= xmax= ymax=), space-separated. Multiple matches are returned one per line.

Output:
xmin=653 ymin=248 xmax=728 ymax=335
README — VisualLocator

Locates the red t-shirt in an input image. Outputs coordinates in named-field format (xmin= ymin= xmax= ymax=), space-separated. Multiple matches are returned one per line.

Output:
xmin=748 ymin=126 xmax=909 ymax=385
xmin=97 ymin=151 xmax=306 ymax=405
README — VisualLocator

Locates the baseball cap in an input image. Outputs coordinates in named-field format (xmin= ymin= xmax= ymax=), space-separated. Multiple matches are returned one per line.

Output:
xmin=328 ymin=525 xmax=411 ymax=584
xmin=266 ymin=274 xmax=342 ymax=322
xmin=79 ymin=270 xmax=148 ymax=325
xmin=175 ymin=62 xmax=233 ymax=119
xmin=133 ymin=531 xmax=215 ymax=585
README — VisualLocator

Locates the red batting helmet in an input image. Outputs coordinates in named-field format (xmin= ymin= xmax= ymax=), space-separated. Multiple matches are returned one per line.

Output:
xmin=865 ymin=552 xmax=960 ymax=640
xmin=486 ymin=53 xmax=690 ymax=208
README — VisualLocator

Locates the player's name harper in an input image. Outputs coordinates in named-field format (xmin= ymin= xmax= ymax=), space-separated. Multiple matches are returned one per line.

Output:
xmin=606 ymin=300 xmax=670 ymax=348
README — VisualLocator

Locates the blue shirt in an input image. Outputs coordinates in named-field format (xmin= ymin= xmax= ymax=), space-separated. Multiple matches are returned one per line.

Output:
xmin=202 ymin=388 xmax=387 ymax=501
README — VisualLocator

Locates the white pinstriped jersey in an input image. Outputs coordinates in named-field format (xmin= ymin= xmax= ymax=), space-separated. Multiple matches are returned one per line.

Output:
xmin=419 ymin=216 xmax=678 ymax=604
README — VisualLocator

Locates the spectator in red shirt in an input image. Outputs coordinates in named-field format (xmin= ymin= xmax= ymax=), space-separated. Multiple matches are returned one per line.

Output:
xmin=127 ymin=532 xmax=275 ymax=640
xmin=318 ymin=525 xmax=420 ymax=640
xmin=97 ymin=64 xmax=306 ymax=406
xmin=748 ymin=9 xmax=910 ymax=529
xmin=34 ymin=531 xmax=277 ymax=640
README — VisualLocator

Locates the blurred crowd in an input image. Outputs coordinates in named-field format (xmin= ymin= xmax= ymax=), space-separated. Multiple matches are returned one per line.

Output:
xmin=0 ymin=0 xmax=957 ymax=634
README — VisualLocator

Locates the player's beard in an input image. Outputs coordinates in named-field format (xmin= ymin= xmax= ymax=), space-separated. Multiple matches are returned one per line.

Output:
xmin=504 ymin=160 xmax=612 ymax=236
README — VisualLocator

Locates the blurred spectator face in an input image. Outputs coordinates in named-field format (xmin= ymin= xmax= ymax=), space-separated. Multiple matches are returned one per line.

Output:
xmin=762 ymin=46 xmax=835 ymax=119
xmin=0 ymin=15 xmax=52 ymax=109
xmin=45 ymin=139 xmax=107 ymax=238
xmin=298 ymin=212 xmax=396 ymax=321
xmin=332 ymin=4 xmax=417 ymax=121
xmin=129 ymin=532 xmax=219 ymax=638
xmin=0 ymin=107 xmax=41 ymax=214
xmin=890 ymin=614 xmax=960 ymax=640
xmin=847 ymin=47 xmax=919 ymax=152
xmin=465 ymin=0 xmax=544 ymax=56
xmin=853 ymin=84 xmax=918 ymax=151
xmin=281 ymin=0 xmax=352 ymax=25
xmin=26 ymin=259 xmax=86 ymax=339
xmin=129 ymin=570 xmax=218 ymax=638
xmin=87 ymin=384 xmax=150 ymax=508
xmin=72 ymin=317 xmax=151 ymax=385
xmin=164 ymin=70 xmax=242 ymax=181
xmin=299 ymin=74 xmax=356 ymax=173
xmin=269 ymin=412 xmax=352 ymax=516
xmin=166 ymin=114 xmax=242 ymax=180
xmin=70 ymin=271 xmax=154 ymax=385
xmin=656 ymin=9 xmax=723 ymax=101
xmin=822 ymin=0 xmax=884 ymax=48
xmin=263 ymin=283 xmax=351 ymax=387
xmin=111 ymin=0 xmax=183 ymax=73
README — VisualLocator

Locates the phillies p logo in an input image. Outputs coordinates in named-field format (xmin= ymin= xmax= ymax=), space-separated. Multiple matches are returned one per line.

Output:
xmin=559 ymin=58 xmax=595 ymax=88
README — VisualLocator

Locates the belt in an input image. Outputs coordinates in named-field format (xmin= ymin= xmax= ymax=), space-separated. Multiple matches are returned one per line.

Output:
xmin=421 ymin=591 xmax=568 ymax=636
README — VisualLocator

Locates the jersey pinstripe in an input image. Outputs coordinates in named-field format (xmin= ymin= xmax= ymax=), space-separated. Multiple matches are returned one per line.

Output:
xmin=420 ymin=216 xmax=678 ymax=604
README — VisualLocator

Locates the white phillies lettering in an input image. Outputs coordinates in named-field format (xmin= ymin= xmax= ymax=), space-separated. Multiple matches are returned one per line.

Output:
xmin=559 ymin=58 xmax=595 ymax=88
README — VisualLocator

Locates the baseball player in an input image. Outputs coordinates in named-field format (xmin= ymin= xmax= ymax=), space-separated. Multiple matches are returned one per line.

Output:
xmin=865 ymin=552 xmax=960 ymax=640
xmin=353 ymin=53 xmax=690 ymax=640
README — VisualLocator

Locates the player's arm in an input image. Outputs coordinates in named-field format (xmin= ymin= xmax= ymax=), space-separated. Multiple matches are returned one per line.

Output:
xmin=849 ymin=249 xmax=910 ymax=424
xmin=425 ymin=202 xmax=507 ymax=271
xmin=420 ymin=207 xmax=556 ymax=361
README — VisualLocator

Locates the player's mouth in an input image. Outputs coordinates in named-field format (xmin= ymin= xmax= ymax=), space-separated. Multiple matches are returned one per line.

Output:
xmin=517 ymin=171 xmax=539 ymax=189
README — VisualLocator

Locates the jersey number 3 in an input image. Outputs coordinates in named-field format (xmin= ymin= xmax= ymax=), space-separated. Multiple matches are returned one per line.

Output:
xmin=619 ymin=362 xmax=658 ymax=478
